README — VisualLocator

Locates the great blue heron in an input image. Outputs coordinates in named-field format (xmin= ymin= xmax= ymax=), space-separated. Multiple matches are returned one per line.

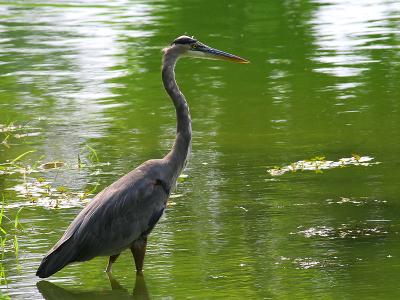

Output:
xmin=36 ymin=35 xmax=248 ymax=278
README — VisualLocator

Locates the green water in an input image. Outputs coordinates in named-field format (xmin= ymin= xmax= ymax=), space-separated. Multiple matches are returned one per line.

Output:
xmin=1 ymin=0 xmax=400 ymax=299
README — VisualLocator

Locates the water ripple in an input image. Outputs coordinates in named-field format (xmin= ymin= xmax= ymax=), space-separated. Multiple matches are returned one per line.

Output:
xmin=310 ymin=0 xmax=400 ymax=79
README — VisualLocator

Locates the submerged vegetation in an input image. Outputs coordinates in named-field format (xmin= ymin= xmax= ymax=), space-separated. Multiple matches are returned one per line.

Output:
xmin=0 ymin=122 xmax=107 ymax=288
xmin=1 ymin=134 xmax=106 ymax=209
xmin=2 ymin=123 xmax=187 ymax=210
xmin=2 ymin=160 xmax=97 ymax=209
xmin=0 ymin=122 xmax=41 ymax=149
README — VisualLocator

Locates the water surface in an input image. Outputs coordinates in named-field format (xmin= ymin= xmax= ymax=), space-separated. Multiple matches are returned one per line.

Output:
xmin=1 ymin=0 xmax=400 ymax=299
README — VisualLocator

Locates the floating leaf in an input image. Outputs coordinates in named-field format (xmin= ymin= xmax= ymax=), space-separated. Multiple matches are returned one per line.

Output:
xmin=40 ymin=161 xmax=64 ymax=169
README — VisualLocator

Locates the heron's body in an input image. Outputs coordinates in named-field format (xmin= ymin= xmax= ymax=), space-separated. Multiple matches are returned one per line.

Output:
xmin=36 ymin=35 xmax=248 ymax=278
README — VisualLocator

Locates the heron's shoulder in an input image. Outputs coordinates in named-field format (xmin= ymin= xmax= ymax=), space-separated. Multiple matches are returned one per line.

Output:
xmin=136 ymin=158 xmax=166 ymax=171
xmin=124 ymin=159 xmax=168 ymax=180
xmin=81 ymin=159 xmax=167 ymax=209
xmin=96 ymin=159 xmax=165 ymax=196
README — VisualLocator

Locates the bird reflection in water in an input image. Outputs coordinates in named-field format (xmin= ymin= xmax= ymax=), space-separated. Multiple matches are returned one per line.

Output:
xmin=36 ymin=273 xmax=149 ymax=300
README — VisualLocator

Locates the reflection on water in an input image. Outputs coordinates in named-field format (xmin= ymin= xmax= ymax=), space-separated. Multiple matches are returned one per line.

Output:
xmin=311 ymin=0 xmax=400 ymax=78
xmin=0 ymin=0 xmax=156 ymax=190
xmin=1 ymin=0 xmax=400 ymax=299
xmin=37 ymin=273 xmax=149 ymax=300
xmin=310 ymin=0 xmax=400 ymax=122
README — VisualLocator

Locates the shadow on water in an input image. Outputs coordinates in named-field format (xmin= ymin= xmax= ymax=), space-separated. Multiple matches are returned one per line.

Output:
xmin=36 ymin=273 xmax=149 ymax=300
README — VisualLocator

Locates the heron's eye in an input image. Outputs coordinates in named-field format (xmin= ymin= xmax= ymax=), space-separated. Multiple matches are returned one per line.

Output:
xmin=191 ymin=44 xmax=197 ymax=49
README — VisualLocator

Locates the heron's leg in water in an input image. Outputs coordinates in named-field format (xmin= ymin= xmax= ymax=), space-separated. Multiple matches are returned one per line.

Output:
xmin=106 ymin=271 xmax=126 ymax=291
xmin=106 ymin=253 xmax=120 ymax=273
xmin=131 ymin=237 xmax=147 ymax=273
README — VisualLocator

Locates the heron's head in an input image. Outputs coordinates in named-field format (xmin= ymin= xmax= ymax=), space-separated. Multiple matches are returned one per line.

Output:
xmin=164 ymin=35 xmax=249 ymax=64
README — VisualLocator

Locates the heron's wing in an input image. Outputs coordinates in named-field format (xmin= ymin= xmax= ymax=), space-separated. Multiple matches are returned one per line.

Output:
xmin=53 ymin=170 xmax=169 ymax=261
xmin=81 ymin=175 xmax=168 ymax=259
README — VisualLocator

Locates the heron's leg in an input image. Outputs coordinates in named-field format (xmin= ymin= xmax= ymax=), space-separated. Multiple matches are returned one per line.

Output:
xmin=106 ymin=253 xmax=120 ymax=273
xmin=106 ymin=271 xmax=125 ymax=291
xmin=130 ymin=237 xmax=147 ymax=273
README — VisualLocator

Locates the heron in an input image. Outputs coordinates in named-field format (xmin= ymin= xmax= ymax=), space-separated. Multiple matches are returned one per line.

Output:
xmin=36 ymin=35 xmax=248 ymax=278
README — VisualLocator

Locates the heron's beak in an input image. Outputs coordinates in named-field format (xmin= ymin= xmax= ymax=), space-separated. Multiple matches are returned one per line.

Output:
xmin=189 ymin=43 xmax=249 ymax=64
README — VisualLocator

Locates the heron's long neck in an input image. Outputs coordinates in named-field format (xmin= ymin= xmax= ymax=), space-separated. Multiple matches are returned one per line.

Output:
xmin=162 ymin=53 xmax=192 ymax=176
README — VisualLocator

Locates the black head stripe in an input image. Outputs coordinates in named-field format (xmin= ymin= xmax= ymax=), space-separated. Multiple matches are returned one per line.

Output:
xmin=172 ymin=35 xmax=197 ymax=45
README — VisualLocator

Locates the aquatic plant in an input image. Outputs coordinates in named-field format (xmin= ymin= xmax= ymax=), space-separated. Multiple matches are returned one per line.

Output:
xmin=267 ymin=155 xmax=380 ymax=176
xmin=0 ymin=122 xmax=41 ymax=149
xmin=1 ymin=144 xmax=108 ymax=209
xmin=294 ymin=222 xmax=389 ymax=240
xmin=1 ymin=134 xmax=10 ymax=148
xmin=0 ymin=123 xmax=24 ymax=133
xmin=0 ymin=150 xmax=39 ymax=176
xmin=0 ymin=196 xmax=24 ymax=286
xmin=40 ymin=161 xmax=64 ymax=169
xmin=0 ymin=197 xmax=6 ymax=236
xmin=8 ymin=177 xmax=93 ymax=209
xmin=85 ymin=144 xmax=99 ymax=163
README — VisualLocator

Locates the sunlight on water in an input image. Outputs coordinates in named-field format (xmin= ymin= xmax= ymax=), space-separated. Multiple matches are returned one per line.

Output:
xmin=311 ymin=0 xmax=400 ymax=78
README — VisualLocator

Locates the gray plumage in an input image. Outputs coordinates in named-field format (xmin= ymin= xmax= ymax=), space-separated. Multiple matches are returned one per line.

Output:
xmin=36 ymin=36 xmax=248 ymax=278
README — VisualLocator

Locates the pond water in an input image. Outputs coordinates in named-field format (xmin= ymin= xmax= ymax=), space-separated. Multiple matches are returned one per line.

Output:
xmin=1 ymin=0 xmax=400 ymax=299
